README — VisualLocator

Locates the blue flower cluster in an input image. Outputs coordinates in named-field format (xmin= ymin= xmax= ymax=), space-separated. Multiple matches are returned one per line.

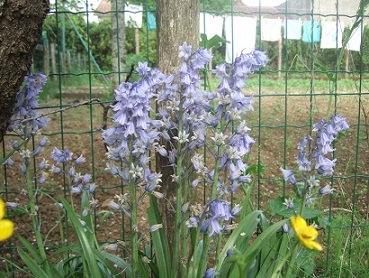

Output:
xmin=281 ymin=115 xmax=349 ymax=205
xmin=103 ymin=43 xmax=268 ymax=234
xmin=8 ymin=74 xmax=49 ymax=138
xmin=50 ymin=147 xmax=95 ymax=195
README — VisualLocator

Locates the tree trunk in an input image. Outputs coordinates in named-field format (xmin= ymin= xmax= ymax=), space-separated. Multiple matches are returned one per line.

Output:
xmin=0 ymin=0 xmax=49 ymax=143
xmin=156 ymin=0 xmax=200 ymax=249
xmin=111 ymin=0 xmax=126 ymax=88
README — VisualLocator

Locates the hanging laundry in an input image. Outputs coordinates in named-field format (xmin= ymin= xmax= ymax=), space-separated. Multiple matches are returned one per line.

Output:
xmin=147 ymin=12 xmax=156 ymax=30
xmin=284 ymin=19 xmax=302 ymax=40
xmin=346 ymin=23 xmax=363 ymax=52
xmin=225 ymin=16 xmax=257 ymax=63
xmin=320 ymin=21 xmax=344 ymax=49
xmin=200 ymin=13 xmax=224 ymax=40
xmin=261 ymin=18 xmax=282 ymax=42
xmin=125 ymin=4 xmax=143 ymax=28
xmin=302 ymin=20 xmax=321 ymax=43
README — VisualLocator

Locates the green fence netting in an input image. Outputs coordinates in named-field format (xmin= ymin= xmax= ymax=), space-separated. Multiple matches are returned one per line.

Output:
xmin=1 ymin=0 xmax=369 ymax=276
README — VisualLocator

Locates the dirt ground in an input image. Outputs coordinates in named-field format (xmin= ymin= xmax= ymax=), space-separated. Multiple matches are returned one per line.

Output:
xmin=1 ymin=91 xmax=369 ymax=274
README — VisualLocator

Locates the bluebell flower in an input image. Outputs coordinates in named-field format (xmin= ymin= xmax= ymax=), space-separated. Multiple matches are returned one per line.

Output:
xmin=231 ymin=204 xmax=242 ymax=216
xmin=319 ymin=184 xmax=334 ymax=195
xmin=70 ymin=184 xmax=83 ymax=195
xmin=149 ymin=224 xmax=163 ymax=232
xmin=186 ymin=217 xmax=199 ymax=228
xmin=51 ymin=147 xmax=73 ymax=164
xmin=32 ymin=146 xmax=43 ymax=157
xmin=11 ymin=140 xmax=20 ymax=150
xmin=38 ymin=172 xmax=47 ymax=184
xmin=74 ymin=154 xmax=86 ymax=165
xmin=8 ymin=74 xmax=49 ymax=138
xmin=38 ymin=158 xmax=49 ymax=170
xmin=83 ymin=174 xmax=92 ymax=184
xmin=89 ymin=183 xmax=97 ymax=193
xmin=50 ymin=164 xmax=62 ymax=174
xmin=204 ymin=268 xmax=218 ymax=278
xmin=38 ymin=137 xmax=49 ymax=147
xmin=297 ymin=151 xmax=311 ymax=172
xmin=178 ymin=42 xmax=192 ymax=60
xmin=3 ymin=158 xmax=15 ymax=167
xmin=6 ymin=202 xmax=18 ymax=209
xmin=108 ymin=201 xmax=122 ymax=211
xmin=280 ymin=167 xmax=297 ymax=185
xmin=207 ymin=218 xmax=223 ymax=236
xmin=208 ymin=200 xmax=232 ymax=221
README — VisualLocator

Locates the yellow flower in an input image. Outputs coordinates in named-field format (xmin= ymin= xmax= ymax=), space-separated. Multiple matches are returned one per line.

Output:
xmin=290 ymin=215 xmax=322 ymax=251
xmin=0 ymin=199 xmax=14 ymax=241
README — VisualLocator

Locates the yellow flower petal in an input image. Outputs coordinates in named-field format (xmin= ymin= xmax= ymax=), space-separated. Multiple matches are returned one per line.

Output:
xmin=290 ymin=215 xmax=322 ymax=251
xmin=0 ymin=199 xmax=5 ymax=220
xmin=0 ymin=219 xmax=14 ymax=241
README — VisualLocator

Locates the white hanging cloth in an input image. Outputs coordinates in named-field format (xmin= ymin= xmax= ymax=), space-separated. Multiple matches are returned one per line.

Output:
xmin=225 ymin=16 xmax=257 ymax=63
xmin=320 ymin=21 xmax=345 ymax=49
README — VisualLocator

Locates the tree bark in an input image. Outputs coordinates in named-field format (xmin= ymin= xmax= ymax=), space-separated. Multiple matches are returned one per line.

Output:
xmin=111 ymin=0 xmax=126 ymax=88
xmin=156 ymin=0 xmax=200 ymax=248
xmin=0 ymin=0 xmax=49 ymax=143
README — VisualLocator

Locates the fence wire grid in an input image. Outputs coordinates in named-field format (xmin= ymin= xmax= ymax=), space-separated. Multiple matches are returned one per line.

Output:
xmin=1 ymin=0 xmax=369 ymax=277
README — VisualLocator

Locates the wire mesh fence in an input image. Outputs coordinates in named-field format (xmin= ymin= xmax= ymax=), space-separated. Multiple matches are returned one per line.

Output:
xmin=1 ymin=0 xmax=369 ymax=276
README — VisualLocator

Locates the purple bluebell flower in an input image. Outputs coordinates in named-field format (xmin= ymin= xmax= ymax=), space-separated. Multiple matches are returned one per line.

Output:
xmin=38 ymin=172 xmax=47 ymax=184
xmin=74 ymin=154 xmax=86 ymax=165
xmin=149 ymin=224 xmax=163 ymax=232
xmin=280 ymin=167 xmax=297 ymax=185
xmin=319 ymin=184 xmax=334 ymax=195
xmin=50 ymin=164 xmax=62 ymax=174
xmin=208 ymin=200 xmax=232 ymax=221
xmin=6 ymin=202 xmax=18 ymax=208
xmin=108 ymin=201 xmax=122 ymax=211
xmin=89 ymin=183 xmax=97 ymax=193
xmin=297 ymin=151 xmax=311 ymax=172
xmin=297 ymin=137 xmax=309 ymax=150
xmin=20 ymin=163 xmax=27 ymax=175
xmin=70 ymin=184 xmax=83 ymax=195
xmin=8 ymin=74 xmax=49 ymax=138
xmin=178 ymin=42 xmax=192 ymax=60
xmin=205 ymin=268 xmax=218 ymax=278
xmin=32 ymin=146 xmax=43 ymax=157
xmin=51 ymin=147 xmax=73 ymax=164
xmin=83 ymin=174 xmax=92 ymax=184
xmin=3 ymin=158 xmax=15 ymax=167
xmin=207 ymin=218 xmax=223 ymax=236
xmin=186 ymin=217 xmax=199 ymax=228
xmin=231 ymin=204 xmax=242 ymax=216
xmin=283 ymin=198 xmax=295 ymax=209
xmin=11 ymin=140 xmax=20 ymax=150
xmin=69 ymin=166 xmax=75 ymax=178
xmin=38 ymin=137 xmax=49 ymax=147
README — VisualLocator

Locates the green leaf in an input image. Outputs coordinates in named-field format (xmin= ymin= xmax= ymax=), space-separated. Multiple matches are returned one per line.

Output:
xmin=216 ymin=210 xmax=263 ymax=273
xmin=244 ymin=219 xmax=289 ymax=258
xmin=61 ymin=198 xmax=103 ymax=278
xmin=147 ymin=196 xmax=171 ymax=278
xmin=188 ymin=240 xmax=204 ymax=278
xmin=314 ymin=62 xmax=335 ymax=82
xmin=17 ymin=249 xmax=49 ymax=278
xmin=100 ymin=251 xmax=132 ymax=276
xmin=200 ymin=34 xmax=228 ymax=49
xmin=18 ymin=236 xmax=43 ymax=264
xmin=269 ymin=196 xmax=289 ymax=216
xmin=237 ymin=219 xmax=289 ymax=277
xmin=246 ymin=163 xmax=265 ymax=176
